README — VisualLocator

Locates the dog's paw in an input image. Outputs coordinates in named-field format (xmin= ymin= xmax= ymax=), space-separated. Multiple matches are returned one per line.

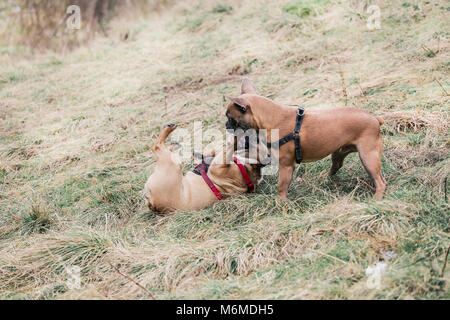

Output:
xmin=164 ymin=123 xmax=177 ymax=128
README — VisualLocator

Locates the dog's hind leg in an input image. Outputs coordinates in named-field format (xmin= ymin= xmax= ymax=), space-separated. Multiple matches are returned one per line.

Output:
xmin=329 ymin=145 xmax=357 ymax=176
xmin=356 ymin=138 xmax=385 ymax=200
xmin=144 ymin=124 xmax=183 ymax=211
xmin=153 ymin=124 xmax=177 ymax=152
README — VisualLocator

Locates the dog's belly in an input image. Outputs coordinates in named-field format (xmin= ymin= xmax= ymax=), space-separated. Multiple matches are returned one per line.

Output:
xmin=301 ymin=144 xmax=356 ymax=162
xmin=144 ymin=167 xmax=186 ymax=211
xmin=301 ymin=138 xmax=355 ymax=161
xmin=144 ymin=172 xmax=217 ymax=212
xmin=181 ymin=173 xmax=218 ymax=209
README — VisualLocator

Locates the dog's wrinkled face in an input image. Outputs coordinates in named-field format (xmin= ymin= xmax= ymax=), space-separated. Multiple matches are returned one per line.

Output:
xmin=225 ymin=78 xmax=260 ymax=132
xmin=207 ymin=141 xmax=268 ymax=191
xmin=225 ymin=97 xmax=255 ymax=131
xmin=208 ymin=156 xmax=263 ymax=191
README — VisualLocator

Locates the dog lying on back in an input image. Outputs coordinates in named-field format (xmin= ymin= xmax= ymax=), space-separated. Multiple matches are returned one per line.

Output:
xmin=143 ymin=124 xmax=266 ymax=213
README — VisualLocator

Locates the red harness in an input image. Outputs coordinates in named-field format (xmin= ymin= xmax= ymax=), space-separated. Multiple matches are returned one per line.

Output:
xmin=194 ymin=157 xmax=254 ymax=200
xmin=233 ymin=157 xmax=254 ymax=193
xmin=197 ymin=163 xmax=223 ymax=200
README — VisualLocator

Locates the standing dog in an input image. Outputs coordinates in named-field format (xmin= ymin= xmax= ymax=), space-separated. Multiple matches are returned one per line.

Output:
xmin=144 ymin=124 xmax=266 ymax=213
xmin=225 ymin=79 xmax=386 ymax=200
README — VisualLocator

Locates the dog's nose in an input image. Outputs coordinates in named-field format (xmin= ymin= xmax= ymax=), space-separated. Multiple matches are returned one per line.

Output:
xmin=226 ymin=120 xmax=234 ymax=130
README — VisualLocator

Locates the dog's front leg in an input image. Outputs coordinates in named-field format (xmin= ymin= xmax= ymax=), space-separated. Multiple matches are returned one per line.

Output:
xmin=277 ymin=165 xmax=294 ymax=199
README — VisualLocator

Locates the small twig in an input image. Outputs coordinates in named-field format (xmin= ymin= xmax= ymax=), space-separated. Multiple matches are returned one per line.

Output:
xmin=421 ymin=44 xmax=436 ymax=57
xmin=421 ymin=44 xmax=431 ymax=53
xmin=445 ymin=176 xmax=448 ymax=203
xmin=435 ymin=79 xmax=449 ymax=96
xmin=309 ymin=249 xmax=348 ymax=264
xmin=109 ymin=262 xmax=156 ymax=300
xmin=358 ymin=84 xmax=366 ymax=99
xmin=357 ymin=177 xmax=376 ymax=191
xmin=442 ymin=246 xmax=449 ymax=277
xmin=337 ymin=62 xmax=348 ymax=105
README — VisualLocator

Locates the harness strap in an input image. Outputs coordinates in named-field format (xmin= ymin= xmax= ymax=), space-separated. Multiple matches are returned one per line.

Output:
xmin=233 ymin=157 xmax=254 ymax=193
xmin=193 ymin=161 xmax=210 ymax=175
xmin=197 ymin=164 xmax=223 ymax=200
xmin=193 ymin=156 xmax=256 ymax=200
xmin=267 ymin=106 xmax=304 ymax=164
xmin=293 ymin=107 xmax=304 ymax=164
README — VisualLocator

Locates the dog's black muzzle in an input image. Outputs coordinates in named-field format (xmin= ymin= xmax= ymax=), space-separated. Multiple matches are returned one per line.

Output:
xmin=226 ymin=117 xmax=238 ymax=130
xmin=226 ymin=117 xmax=253 ymax=132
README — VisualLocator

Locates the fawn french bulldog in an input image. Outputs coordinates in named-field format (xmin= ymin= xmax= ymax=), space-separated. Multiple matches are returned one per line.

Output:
xmin=144 ymin=124 xmax=267 ymax=213
xmin=225 ymin=79 xmax=386 ymax=200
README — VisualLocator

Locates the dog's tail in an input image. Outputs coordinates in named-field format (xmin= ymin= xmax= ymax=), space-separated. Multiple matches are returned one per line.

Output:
xmin=376 ymin=116 xmax=384 ymax=126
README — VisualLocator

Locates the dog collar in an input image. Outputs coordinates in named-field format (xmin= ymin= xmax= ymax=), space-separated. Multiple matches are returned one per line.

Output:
xmin=193 ymin=156 xmax=255 ymax=201
xmin=195 ymin=163 xmax=223 ymax=200
xmin=193 ymin=160 xmax=210 ymax=175
xmin=233 ymin=157 xmax=254 ymax=193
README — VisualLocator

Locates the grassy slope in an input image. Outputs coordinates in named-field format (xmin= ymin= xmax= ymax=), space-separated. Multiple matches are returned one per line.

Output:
xmin=0 ymin=0 xmax=449 ymax=299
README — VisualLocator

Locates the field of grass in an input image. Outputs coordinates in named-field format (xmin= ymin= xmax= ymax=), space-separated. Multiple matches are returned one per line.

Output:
xmin=0 ymin=0 xmax=449 ymax=299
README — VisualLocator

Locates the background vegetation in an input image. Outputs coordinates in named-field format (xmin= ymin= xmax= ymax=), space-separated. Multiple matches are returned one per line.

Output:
xmin=0 ymin=0 xmax=449 ymax=299
xmin=0 ymin=0 xmax=169 ymax=51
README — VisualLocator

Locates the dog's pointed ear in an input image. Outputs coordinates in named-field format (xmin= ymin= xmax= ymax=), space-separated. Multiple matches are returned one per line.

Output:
xmin=227 ymin=96 xmax=250 ymax=113
xmin=241 ymin=78 xmax=257 ymax=94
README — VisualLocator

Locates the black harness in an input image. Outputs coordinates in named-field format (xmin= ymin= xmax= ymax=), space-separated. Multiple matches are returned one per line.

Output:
xmin=199 ymin=106 xmax=305 ymax=174
xmin=267 ymin=106 xmax=305 ymax=164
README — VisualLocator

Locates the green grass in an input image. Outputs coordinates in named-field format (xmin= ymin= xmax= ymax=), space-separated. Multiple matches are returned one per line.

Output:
xmin=0 ymin=0 xmax=449 ymax=299
xmin=283 ymin=0 xmax=329 ymax=18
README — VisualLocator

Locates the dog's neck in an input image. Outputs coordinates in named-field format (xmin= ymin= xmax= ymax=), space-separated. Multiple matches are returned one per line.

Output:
xmin=207 ymin=163 xmax=248 ymax=198
xmin=210 ymin=174 xmax=247 ymax=197
xmin=249 ymin=95 xmax=298 ymax=142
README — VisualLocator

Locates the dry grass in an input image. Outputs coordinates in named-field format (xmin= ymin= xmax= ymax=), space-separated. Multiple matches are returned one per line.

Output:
xmin=0 ymin=0 xmax=449 ymax=299
xmin=382 ymin=111 xmax=449 ymax=134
